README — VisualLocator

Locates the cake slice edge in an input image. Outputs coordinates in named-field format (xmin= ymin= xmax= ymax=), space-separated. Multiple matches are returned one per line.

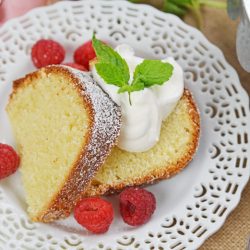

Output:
xmin=7 ymin=65 xmax=121 ymax=222
xmin=83 ymin=89 xmax=200 ymax=197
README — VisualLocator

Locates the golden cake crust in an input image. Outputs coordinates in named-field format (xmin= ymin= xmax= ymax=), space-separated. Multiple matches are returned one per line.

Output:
xmin=8 ymin=65 xmax=121 ymax=222
xmin=83 ymin=89 xmax=200 ymax=197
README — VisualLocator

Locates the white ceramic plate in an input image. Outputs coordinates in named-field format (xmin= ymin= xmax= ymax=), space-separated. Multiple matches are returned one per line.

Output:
xmin=0 ymin=1 xmax=249 ymax=249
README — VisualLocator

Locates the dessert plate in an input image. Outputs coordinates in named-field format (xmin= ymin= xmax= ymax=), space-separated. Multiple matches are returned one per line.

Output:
xmin=0 ymin=1 xmax=249 ymax=249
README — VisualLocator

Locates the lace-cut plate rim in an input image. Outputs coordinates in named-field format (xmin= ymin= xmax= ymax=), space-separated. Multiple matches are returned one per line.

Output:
xmin=0 ymin=1 xmax=249 ymax=249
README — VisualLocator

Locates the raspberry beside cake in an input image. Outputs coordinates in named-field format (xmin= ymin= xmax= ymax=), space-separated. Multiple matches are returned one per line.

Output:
xmin=6 ymin=65 xmax=121 ymax=222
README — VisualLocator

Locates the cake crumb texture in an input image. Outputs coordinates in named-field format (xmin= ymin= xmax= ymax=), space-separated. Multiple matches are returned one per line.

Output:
xmin=84 ymin=89 xmax=200 ymax=196
xmin=6 ymin=65 xmax=121 ymax=222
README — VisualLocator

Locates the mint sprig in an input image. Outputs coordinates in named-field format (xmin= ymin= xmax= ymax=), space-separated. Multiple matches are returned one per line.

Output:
xmin=92 ymin=35 xmax=174 ymax=105
xmin=118 ymin=59 xmax=173 ymax=94
xmin=92 ymin=35 xmax=130 ymax=86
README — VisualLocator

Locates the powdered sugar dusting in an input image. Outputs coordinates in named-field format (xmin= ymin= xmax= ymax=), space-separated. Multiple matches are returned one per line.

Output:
xmin=63 ymin=65 xmax=122 ymax=182
xmin=71 ymin=68 xmax=121 ymax=172
xmin=41 ymin=66 xmax=121 ymax=221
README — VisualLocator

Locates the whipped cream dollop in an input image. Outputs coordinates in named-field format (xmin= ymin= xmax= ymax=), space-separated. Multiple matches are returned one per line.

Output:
xmin=91 ymin=44 xmax=184 ymax=152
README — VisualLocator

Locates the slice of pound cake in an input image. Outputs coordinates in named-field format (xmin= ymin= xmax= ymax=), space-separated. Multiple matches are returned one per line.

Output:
xmin=83 ymin=89 xmax=200 ymax=197
xmin=6 ymin=65 xmax=121 ymax=222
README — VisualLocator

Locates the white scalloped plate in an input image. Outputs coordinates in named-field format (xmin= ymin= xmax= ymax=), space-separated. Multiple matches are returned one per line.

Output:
xmin=0 ymin=1 xmax=249 ymax=249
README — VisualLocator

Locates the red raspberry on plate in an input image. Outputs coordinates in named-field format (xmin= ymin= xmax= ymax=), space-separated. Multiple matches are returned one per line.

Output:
xmin=63 ymin=63 xmax=87 ymax=71
xmin=74 ymin=197 xmax=114 ymax=234
xmin=0 ymin=143 xmax=20 ymax=180
xmin=74 ymin=40 xmax=96 ymax=70
xmin=31 ymin=39 xmax=65 ymax=68
xmin=119 ymin=187 xmax=156 ymax=226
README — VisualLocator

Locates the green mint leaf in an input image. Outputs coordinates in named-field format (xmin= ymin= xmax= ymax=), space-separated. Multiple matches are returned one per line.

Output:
xmin=91 ymin=34 xmax=175 ymax=106
xmin=132 ymin=60 xmax=173 ymax=87
xmin=92 ymin=35 xmax=130 ymax=86
xmin=118 ymin=80 xmax=144 ymax=106
xmin=118 ymin=85 xmax=133 ymax=93
xmin=118 ymin=80 xmax=144 ymax=93
xmin=95 ymin=63 xmax=126 ymax=87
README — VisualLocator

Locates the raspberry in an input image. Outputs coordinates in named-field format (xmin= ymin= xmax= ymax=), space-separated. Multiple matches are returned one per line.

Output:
xmin=63 ymin=63 xmax=87 ymax=71
xmin=31 ymin=39 xmax=65 ymax=68
xmin=0 ymin=143 xmax=20 ymax=180
xmin=74 ymin=197 xmax=114 ymax=234
xmin=119 ymin=188 xmax=156 ymax=226
xmin=73 ymin=40 xmax=96 ymax=70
